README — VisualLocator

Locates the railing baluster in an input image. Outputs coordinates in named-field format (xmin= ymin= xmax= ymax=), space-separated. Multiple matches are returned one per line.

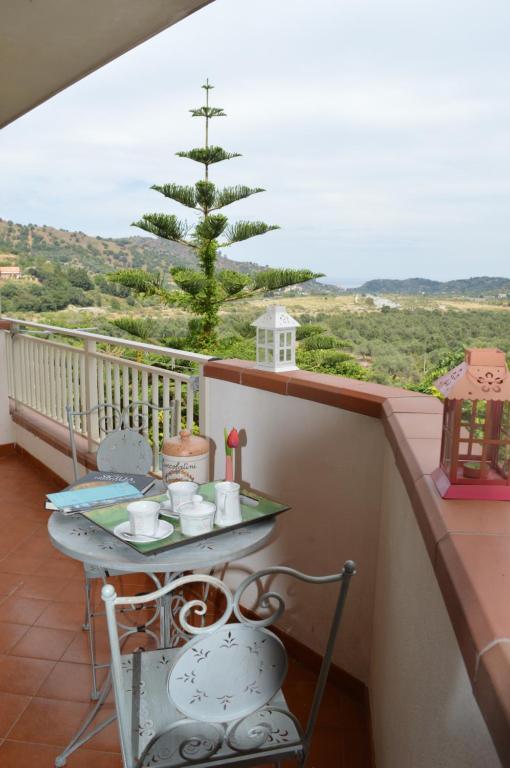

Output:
xmin=55 ymin=347 xmax=62 ymax=421
xmin=43 ymin=344 xmax=50 ymax=416
xmin=175 ymin=380 xmax=182 ymax=432
xmin=73 ymin=352 xmax=81 ymax=432
xmin=141 ymin=370 xmax=149 ymax=438
xmin=66 ymin=350 xmax=73 ymax=424
xmin=49 ymin=346 xmax=57 ymax=418
xmin=162 ymin=376 xmax=170 ymax=439
xmin=97 ymin=360 xmax=107 ymax=417
xmin=25 ymin=338 xmax=32 ymax=409
xmin=151 ymin=372 xmax=159 ymax=472
xmin=186 ymin=380 xmax=195 ymax=432
xmin=59 ymin=348 xmax=67 ymax=420
xmin=105 ymin=361 xmax=113 ymax=431
xmin=122 ymin=365 xmax=130 ymax=426
xmin=113 ymin=363 xmax=121 ymax=414
xmin=34 ymin=340 xmax=42 ymax=413
xmin=132 ymin=367 xmax=139 ymax=428
xmin=79 ymin=352 xmax=86 ymax=434
xmin=21 ymin=336 xmax=28 ymax=405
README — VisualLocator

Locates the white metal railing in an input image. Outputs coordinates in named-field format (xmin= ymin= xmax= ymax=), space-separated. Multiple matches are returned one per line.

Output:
xmin=1 ymin=317 xmax=213 ymax=471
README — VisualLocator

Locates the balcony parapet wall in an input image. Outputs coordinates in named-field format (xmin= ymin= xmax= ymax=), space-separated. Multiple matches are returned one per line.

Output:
xmin=204 ymin=359 xmax=510 ymax=767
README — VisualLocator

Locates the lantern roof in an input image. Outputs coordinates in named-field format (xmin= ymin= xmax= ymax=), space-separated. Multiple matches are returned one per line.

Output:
xmin=251 ymin=305 xmax=300 ymax=330
xmin=435 ymin=347 xmax=510 ymax=400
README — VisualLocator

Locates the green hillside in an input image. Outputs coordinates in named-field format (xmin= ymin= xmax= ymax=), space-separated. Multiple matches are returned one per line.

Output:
xmin=359 ymin=276 xmax=510 ymax=296
xmin=0 ymin=218 xmax=263 ymax=275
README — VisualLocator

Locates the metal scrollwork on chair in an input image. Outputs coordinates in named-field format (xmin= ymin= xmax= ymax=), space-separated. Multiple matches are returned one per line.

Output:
xmin=102 ymin=561 xmax=357 ymax=768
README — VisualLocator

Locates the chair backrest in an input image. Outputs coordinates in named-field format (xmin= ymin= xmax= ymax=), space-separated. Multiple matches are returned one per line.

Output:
xmin=102 ymin=561 xmax=356 ymax=767
xmin=66 ymin=399 xmax=178 ymax=480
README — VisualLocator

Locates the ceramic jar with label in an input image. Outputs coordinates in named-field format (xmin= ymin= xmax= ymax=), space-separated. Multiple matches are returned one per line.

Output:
xmin=162 ymin=430 xmax=210 ymax=486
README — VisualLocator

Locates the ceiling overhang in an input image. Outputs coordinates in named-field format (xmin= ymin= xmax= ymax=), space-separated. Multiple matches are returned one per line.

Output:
xmin=0 ymin=0 xmax=214 ymax=129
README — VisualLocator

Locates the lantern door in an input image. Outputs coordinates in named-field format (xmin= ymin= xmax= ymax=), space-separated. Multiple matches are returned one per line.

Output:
xmin=454 ymin=399 xmax=508 ymax=485
xmin=277 ymin=330 xmax=294 ymax=366
xmin=256 ymin=329 xmax=274 ymax=366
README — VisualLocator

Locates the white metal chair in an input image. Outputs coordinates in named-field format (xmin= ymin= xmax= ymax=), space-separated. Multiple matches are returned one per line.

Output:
xmin=102 ymin=560 xmax=356 ymax=767
xmin=65 ymin=400 xmax=178 ymax=699
xmin=66 ymin=400 xmax=178 ymax=481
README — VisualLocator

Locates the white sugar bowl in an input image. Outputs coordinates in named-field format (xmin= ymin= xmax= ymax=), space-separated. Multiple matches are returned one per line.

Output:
xmin=178 ymin=494 xmax=216 ymax=537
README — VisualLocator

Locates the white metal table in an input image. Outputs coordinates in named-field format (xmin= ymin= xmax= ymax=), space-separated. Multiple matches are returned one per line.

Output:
xmin=48 ymin=509 xmax=275 ymax=766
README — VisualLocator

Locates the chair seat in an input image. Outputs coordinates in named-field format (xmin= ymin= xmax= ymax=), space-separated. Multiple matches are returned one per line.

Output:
xmin=120 ymin=647 xmax=304 ymax=768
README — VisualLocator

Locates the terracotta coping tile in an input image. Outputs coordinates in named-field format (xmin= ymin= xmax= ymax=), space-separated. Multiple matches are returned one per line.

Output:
xmin=240 ymin=367 xmax=292 ymax=395
xmin=416 ymin=475 xmax=510 ymax=540
xmin=436 ymin=534 xmax=510 ymax=680
xmin=203 ymin=359 xmax=424 ymax=418
xmin=386 ymin=411 xmax=443 ymax=441
xmin=474 ymin=642 xmax=510 ymax=767
xmin=383 ymin=395 xmax=443 ymax=418
xmin=203 ymin=359 xmax=253 ymax=384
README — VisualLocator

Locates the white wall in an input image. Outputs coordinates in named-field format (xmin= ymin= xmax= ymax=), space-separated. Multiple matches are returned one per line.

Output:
xmin=205 ymin=377 xmax=386 ymax=683
xmin=14 ymin=422 xmax=84 ymax=483
xmin=0 ymin=331 xmax=14 ymax=446
xmin=370 ymin=443 xmax=501 ymax=768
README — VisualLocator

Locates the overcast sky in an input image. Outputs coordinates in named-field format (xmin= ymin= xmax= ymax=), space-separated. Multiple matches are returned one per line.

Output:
xmin=1 ymin=0 xmax=510 ymax=283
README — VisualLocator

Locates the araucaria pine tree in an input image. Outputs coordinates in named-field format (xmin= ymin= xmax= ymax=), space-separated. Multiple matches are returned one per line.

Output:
xmin=110 ymin=81 xmax=322 ymax=342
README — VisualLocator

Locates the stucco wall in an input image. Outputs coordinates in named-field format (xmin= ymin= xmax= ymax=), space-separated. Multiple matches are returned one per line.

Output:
xmin=370 ymin=442 xmax=501 ymax=768
xmin=13 ymin=422 xmax=84 ymax=483
xmin=205 ymin=377 xmax=386 ymax=683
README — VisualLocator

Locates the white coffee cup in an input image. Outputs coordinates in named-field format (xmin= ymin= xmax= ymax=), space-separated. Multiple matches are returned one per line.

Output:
xmin=214 ymin=481 xmax=242 ymax=528
xmin=167 ymin=481 xmax=198 ymax=516
xmin=127 ymin=500 xmax=161 ymax=536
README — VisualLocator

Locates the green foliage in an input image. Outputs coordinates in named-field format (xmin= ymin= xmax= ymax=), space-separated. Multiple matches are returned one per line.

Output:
xmin=175 ymin=147 xmax=241 ymax=165
xmin=170 ymin=267 xmax=207 ymax=296
xmin=65 ymin=267 xmax=93 ymax=290
xmin=108 ymin=269 xmax=163 ymax=295
xmin=296 ymin=323 xmax=328 ymax=340
xmin=301 ymin=333 xmax=339 ymax=350
xmin=252 ymin=269 xmax=322 ymax=291
xmin=131 ymin=214 xmax=189 ymax=242
xmin=360 ymin=276 xmax=510 ymax=297
xmin=297 ymin=348 xmax=367 ymax=379
xmin=223 ymin=221 xmax=280 ymax=245
xmin=213 ymin=186 xmax=264 ymax=209
xmin=112 ymin=81 xmax=320 ymax=340
xmin=414 ymin=348 xmax=465 ymax=394
xmin=217 ymin=270 xmax=251 ymax=296
xmin=194 ymin=215 xmax=228 ymax=241
xmin=111 ymin=317 xmax=156 ymax=340
xmin=151 ymin=184 xmax=197 ymax=209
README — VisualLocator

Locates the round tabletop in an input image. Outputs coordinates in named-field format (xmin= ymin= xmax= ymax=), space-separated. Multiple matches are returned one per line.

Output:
xmin=48 ymin=511 xmax=275 ymax=574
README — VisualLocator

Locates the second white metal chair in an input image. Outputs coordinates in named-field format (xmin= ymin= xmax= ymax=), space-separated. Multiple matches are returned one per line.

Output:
xmin=102 ymin=560 xmax=357 ymax=768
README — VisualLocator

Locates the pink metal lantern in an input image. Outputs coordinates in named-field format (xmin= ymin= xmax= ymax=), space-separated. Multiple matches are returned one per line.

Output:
xmin=433 ymin=348 xmax=510 ymax=500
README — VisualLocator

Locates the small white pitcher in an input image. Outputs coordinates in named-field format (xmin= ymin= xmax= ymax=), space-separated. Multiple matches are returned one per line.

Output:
xmin=214 ymin=481 xmax=242 ymax=528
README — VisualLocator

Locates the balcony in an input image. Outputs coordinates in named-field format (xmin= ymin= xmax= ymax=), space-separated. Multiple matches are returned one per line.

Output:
xmin=0 ymin=318 xmax=508 ymax=768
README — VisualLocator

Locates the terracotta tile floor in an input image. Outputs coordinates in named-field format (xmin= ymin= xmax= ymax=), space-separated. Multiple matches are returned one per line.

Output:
xmin=0 ymin=452 xmax=372 ymax=767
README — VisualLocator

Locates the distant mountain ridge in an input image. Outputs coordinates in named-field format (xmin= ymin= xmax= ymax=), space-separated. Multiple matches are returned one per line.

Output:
xmin=0 ymin=218 xmax=264 ymax=275
xmin=358 ymin=276 xmax=510 ymax=297
xmin=0 ymin=218 xmax=339 ymax=295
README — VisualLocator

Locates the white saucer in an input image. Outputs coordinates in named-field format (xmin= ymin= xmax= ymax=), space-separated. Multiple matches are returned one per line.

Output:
xmin=113 ymin=519 xmax=174 ymax=543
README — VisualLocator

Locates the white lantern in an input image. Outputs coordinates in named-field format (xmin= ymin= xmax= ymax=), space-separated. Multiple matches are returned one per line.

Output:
xmin=252 ymin=305 xmax=299 ymax=372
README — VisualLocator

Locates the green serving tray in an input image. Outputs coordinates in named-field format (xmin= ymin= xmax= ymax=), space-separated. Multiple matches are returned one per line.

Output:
xmin=81 ymin=482 xmax=289 ymax=556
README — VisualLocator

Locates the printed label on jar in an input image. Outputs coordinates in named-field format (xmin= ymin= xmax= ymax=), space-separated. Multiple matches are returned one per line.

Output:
xmin=163 ymin=453 xmax=209 ymax=485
